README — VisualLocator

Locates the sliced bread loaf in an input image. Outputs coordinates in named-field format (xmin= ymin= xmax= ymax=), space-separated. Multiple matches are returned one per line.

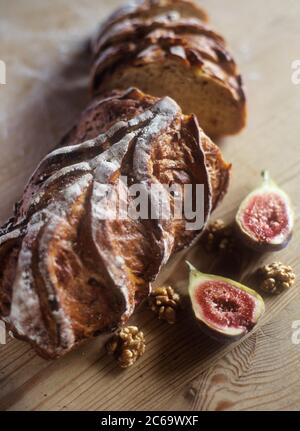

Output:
xmin=91 ymin=2 xmax=246 ymax=138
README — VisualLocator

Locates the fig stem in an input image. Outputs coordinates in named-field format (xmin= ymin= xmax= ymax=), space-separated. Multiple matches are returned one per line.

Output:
xmin=261 ymin=170 xmax=271 ymax=185
xmin=186 ymin=261 xmax=198 ymax=272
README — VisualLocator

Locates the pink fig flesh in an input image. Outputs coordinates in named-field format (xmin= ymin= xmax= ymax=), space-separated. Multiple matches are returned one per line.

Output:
xmin=188 ymin=265 xmax=265 ymax=340
xmin=236 ymin=172 xmax=294 ymax=251
xmin=241 ymin=193 xmax=289 ymax=242
xmin=196 ymin=281 xmax=256 ymax=332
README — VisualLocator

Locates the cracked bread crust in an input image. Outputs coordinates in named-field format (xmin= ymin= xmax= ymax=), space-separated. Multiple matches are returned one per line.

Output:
xmin=93 ymin=15 xmax=224 ymax=58
xmin=95 ymin=0 xmax=208 ymax=39
xmin=0 ymin=90 xmax=213 ymax=358
xmin=63 ymin=88 xmax=231 ymax=210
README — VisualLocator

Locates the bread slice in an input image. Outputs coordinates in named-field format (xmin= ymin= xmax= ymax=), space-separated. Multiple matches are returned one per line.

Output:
xmin=0 ymin=90 xmax=215 ymax=358
xmin=92 ymin=9 xmax=246 ymax=138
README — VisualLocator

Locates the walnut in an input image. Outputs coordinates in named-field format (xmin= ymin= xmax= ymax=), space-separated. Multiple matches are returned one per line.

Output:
xmin=202 ymin=219 xmax=236 ymax=253
xmin=257 ymin=262 xmax=296 ymax=295
xmin=148 ymin=286 xmax=180 ymax=324
xmin=106 ymin=326 xmax=145 ymax=368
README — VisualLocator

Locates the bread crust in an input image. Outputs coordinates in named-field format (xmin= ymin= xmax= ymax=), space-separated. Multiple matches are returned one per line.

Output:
xmin=93 ymin=15 xmax=225 ymax=58
xmin=95 ymin=0 xmax=208 ymax=39
xmin=63 ymin=88 xmax=231 ymax=209
xmin=0 ymin=89 xmax=214 ymax=358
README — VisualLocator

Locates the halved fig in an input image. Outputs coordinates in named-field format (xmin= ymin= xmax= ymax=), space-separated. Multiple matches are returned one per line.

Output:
xmin=187 ymin=263 xmax=265 ymax=341
xmin=235 ymin=171 xmax=294 ymax=252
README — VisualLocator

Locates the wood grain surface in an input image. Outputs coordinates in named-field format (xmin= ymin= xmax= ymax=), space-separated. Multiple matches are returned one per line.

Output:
xmin=0 ymin=0 xmax=300 ymax=411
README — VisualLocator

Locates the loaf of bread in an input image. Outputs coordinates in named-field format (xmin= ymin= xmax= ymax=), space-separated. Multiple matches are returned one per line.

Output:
xmin=91 ymin=0 xmax=246 ymax=138
xmin=0 ymin=1 xmax=237 ymax=359
xmin=0 ymin=88 xmax=229 ymax=358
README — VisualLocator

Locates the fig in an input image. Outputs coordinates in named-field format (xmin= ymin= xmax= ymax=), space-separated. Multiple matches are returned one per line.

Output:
xmin=235 ymin=171 xmax=294 ymax=252
xmin=187 ymin=263 xmax=265 ymax=341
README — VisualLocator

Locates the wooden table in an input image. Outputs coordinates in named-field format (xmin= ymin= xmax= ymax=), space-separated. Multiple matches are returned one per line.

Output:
xmin=0 ymin=0 xmax=300 ymax=411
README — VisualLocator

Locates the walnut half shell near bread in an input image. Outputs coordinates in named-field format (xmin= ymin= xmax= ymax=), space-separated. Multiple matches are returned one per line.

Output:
xmin=0 ymin=0 xmax=246 ymax=359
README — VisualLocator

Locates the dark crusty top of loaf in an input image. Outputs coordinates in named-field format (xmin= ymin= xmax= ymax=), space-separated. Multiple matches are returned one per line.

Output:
xmin=0 ymin=89 xmax=212 ymax=358
xmin=63 ymin=88 xmax=231 ymax=210
xmin=95 ymin=0 xmax=208 ymax=39
xmin=93 ymin=14 xmax=224 ymax=58
xmin=91 ymin=13 xmax=245 ymax=106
